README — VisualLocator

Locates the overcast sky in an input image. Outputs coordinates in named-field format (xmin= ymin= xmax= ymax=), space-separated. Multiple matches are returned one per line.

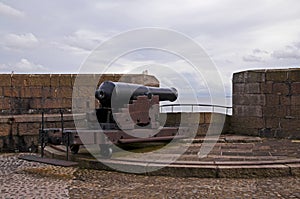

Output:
xmin=1 ymin=0 xmax=300 ymax=101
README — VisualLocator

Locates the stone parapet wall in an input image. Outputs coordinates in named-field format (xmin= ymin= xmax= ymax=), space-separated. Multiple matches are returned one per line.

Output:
xmin=161 ymin=112 xmax=231 ymax=136
xmin=0 ymin=74 xmax=159 ymax=115
xmin=232 ymin=68 xmax=300 ymax=138
xmin=0 ymin=73 xmax=159 ymax=151
xmin=0 ymin=114 xmax=81 ymax=152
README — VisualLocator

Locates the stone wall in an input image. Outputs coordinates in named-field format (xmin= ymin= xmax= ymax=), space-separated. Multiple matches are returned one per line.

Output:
xmin=0 ymin=73 xmax=159 ymax=151
xmin=0 ymin=74 xmax=159 ymax=115
xmin=162 ymin=112 xmax=231 ymax=136
xmin=232 ymin=68 xmax=300 ymax=138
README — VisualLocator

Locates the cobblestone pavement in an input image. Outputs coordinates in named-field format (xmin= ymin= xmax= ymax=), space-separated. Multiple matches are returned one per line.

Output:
xmin=1 ymin=153 xmax=300 ymax=198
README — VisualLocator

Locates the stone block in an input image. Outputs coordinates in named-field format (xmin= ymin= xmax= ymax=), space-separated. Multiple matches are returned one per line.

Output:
xmin=50 ymin=75 xmax=60 ymax=87
xmin=43 ymin=98 xmax=61 ymax=109
xmin=197 ymin=124 xmax=209 ymax=136
xmin=204 ymin=112 xmax=211 ymax=123
xmin=20 ymin=87 xmax=31 ymax=98
xmin=263 ymin=106 xmax=288 ymax=117
xmin=30 ymin=87 xmax=43 ymax=97
xmin=290 ymin=106 xmax=300 ymax=116
xmin=74 ymin=74 xmax=98 ymax=86
xmin=58 ymin=86 xmax=73 ymax=98
xmin=59 ymin=74 xmax=72 ymax=86
xmin=261 ymin=82 xmax=273 ymax=94
xmin=266 ymin=70 xmax=288 ymax=82
xmin=2 ymin=86 xmax=11 ymax=97
xmin=233 ymin=105 xmax=263 ymax=117
xmin=288 ymin=69 xmax=300 ymax=82
xmin=29 ymin=98 xmax=42 ymax=109
xmin=231 ymin=116 xmax=263 ymax=129
xmin=281 ymin=119 xmax=300 ymax=131
xmin=0 ymin=124 xmax=10 ymax=136
xmin=233 ymin=83 xmax=245 ymax=93
xmin=233 ymin=94 xmax=265 ymax=105
xmin=273 ymin=83 xmax=290 ymax=95
xmin=25 ymin=123 xmax=40 ymax=135
xmin=232 ymin=72 xmax=245 ymax=83
xmin=245 ymin=71 xmax=265 ymax=83
xmin=291 ymin=82 xmax=300 ymax=95
xmin=265 ymin=94 xmax=280 ymax=106
xmin=0 ymin=74 xmax=11 ymax=86
xmin=265 ymin=117 xmax=280 ymax=128
xmin=11 ymin=74 xmax=30 ymax=86
xmin=61 ymin=98 xmax=72 ymax=108
xmin=42 ymin=87 xmax=52 ymax=98
xmin=29 ymin=75 xmax=50 ymax=86
xmin=245 ymin=83 xmax=261 ymax=94
xmin=0 ymin=97 xmax=10 ymax=110
xmin=291 ymin=96 xmax=300 ymax=106
xmin=279 ymin=96 xmax=291 ymax=105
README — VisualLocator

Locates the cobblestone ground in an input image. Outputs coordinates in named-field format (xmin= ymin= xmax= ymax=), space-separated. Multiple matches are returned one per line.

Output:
xmin=1 ymin=153 xmax=300 ymax=199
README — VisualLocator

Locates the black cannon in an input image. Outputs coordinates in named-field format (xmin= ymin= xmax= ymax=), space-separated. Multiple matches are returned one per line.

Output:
xmin=95 ymin=81 xmax=178 ymax=107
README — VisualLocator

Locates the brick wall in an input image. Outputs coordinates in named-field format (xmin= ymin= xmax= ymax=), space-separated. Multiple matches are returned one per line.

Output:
xmin=232 ymin=68 xmax=300 ymax=138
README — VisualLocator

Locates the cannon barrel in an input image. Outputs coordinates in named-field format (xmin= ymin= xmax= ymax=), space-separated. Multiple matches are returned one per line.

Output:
xmin=95 ymin=81 xmax=178 ymax=107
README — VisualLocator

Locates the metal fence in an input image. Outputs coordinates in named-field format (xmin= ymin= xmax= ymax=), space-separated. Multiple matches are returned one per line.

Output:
xmin=160 ymin=104 xmax=232 ymax=115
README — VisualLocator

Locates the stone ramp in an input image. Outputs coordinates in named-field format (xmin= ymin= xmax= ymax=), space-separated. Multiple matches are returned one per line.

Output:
xmin=41 ymin=134 xmax=300 ymax=178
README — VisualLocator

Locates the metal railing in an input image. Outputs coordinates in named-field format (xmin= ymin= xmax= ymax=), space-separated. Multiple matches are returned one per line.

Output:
xmin=160 ymin=103 xmax=232 ymax=115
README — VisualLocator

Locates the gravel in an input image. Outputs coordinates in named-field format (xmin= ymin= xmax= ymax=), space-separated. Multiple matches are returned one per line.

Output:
xmin=1 ymin=153 xmax=300 ymax=199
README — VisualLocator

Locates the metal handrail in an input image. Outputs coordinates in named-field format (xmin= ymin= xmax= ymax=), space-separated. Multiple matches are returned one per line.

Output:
xmin=160 ymin=103 xmax=232 ymax=114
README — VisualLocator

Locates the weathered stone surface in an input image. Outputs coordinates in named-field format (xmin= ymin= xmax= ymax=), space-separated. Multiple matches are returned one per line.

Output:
xmin=245 ymin=83 xmax=261 ymax=94
xmin=291 ymin=96 xmax=300 ymax=106
xmin=233 ymin=105 xmax=263 ymax=117
xmin=273 ymin=83 xmax=290 ymax=95
xmin=266 ymin=70 xmax=288 ymax=82
xmin=288 ymin=69 xmax=300 ymax=82
xmin=232 ymin=69 xmax=300 ymax=138
xmin=245 ymin=71 xmax=265 ymax=83
xmin=0 ymin=74 xmax=11 ymax=86
xmin=291 ymin=82 xmax=300 ymax=94
xmin=233 ymin=83 xmax=245 ymax=93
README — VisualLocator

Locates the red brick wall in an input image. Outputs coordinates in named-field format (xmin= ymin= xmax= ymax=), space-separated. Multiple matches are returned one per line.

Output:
xmin=232 ymin=68 xmax=300 ymax=138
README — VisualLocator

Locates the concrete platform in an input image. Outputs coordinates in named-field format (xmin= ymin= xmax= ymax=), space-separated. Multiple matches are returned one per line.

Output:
xmin=43 ymin=134 xmax=300 ymax=178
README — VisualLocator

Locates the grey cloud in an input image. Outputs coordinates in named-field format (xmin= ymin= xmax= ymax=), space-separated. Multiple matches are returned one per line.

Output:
xmin=0 ymin=58 xmax=49 ymax=73
xmin=272 ymin=44 xmax=300 ymax=59
xmin=0 ymin=2 xmax=25 ymax=18
xmin=243 ymin=55 xmax=263 ymax=62
xmin=1 ymin=33 xmax=39 ymax=51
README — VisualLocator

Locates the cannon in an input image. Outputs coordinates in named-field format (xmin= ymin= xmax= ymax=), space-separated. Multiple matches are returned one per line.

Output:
xmin=95 ymin=81 xmax=178 ymax=107
xmin=41 ymin=81 xmax=188 ymax=158
xmin=94 ymin=81 xmax=178 ymax=128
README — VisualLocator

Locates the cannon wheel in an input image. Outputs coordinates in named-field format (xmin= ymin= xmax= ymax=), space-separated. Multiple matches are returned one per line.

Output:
xmin=100 ymin=145 xmax=113 ymax=158
xmin=70 ymin=144 xmax=80 ymax=154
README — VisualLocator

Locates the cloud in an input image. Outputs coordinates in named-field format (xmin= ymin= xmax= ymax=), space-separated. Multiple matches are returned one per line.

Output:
xmin=54 ymin=29 xmax=110 ymax=55
xmin=243 ymin=48 xmax=270 ymax=62
xmin=0 ymin=2 xmax=24 ymax=18
xmin=2 ymin=33 xmax=39 ymax=50
xmin=0 ymin=58 xmax=48 ymax=73
xmin=243 ymin=55 xmax=263 ymax=62
xmin=272 ymin=44 xmax=300 ymax=59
